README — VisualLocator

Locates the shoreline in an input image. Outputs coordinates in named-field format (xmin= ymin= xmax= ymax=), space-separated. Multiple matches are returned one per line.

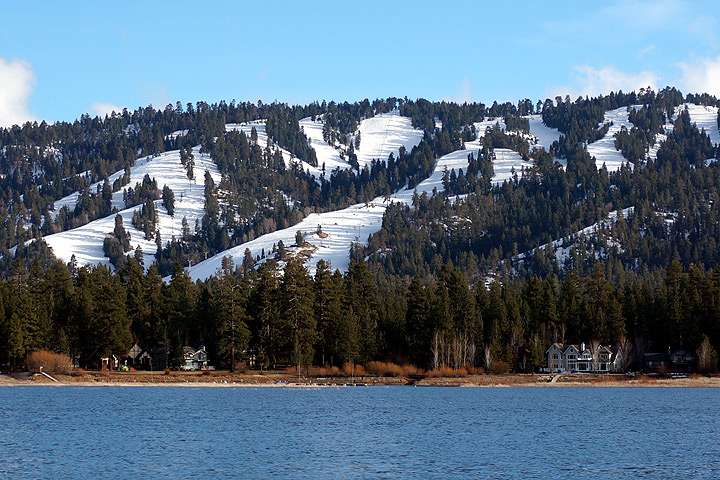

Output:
xmin=2 ymin=372 xmax=719 ymax=388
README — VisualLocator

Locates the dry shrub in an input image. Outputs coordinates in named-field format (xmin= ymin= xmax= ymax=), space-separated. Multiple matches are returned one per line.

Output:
xmin=340 ymin=363 xmax=365 ymax=377
xmin=402 ymin=364 xmax=424 ymax=376
xmin=466 ymin=365 xmax=484 ymax=375
xmin=71 ymin=368 xmax=86 ymax=377
xmin=316 ymin=366 xmax=342 ymax=377
xmin=200 ymin=369 xmax=212 ymax=376
xmin=27 ymin=351 xmax=72 ymax=374
xmin=309 ymin=366 xmax=341 ymax=377
xmin=366 ymin=361 xmax=403 ymax=377
xmin=489 ymin=361 xmax=510 ymax=374
xmin=638 ymin=375 xmax=656 ymax=383
xmin=688 ymin=373 xmax=703 ymax=380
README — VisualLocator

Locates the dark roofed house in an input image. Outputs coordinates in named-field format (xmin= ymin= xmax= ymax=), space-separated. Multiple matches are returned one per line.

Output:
xmin=644 ymin=348 xmax=695 ymax=373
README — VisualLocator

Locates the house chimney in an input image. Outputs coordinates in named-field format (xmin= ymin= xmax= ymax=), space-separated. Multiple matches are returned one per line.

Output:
xmin=580 ymin=342 xmax=585 ymax=352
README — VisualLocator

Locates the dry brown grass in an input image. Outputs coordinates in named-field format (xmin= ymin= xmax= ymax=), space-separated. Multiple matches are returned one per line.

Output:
xmin=27 ymin=351 xmax=72 ymax=374
xmin=308 ymin=366 xmax=342 ymax=377
xmin=427 ymin=366 xmax=469 ymax=378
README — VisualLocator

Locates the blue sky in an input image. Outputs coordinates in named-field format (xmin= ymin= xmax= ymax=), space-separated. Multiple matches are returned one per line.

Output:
xmin=1 ymin=0 xmax=719 ymax=126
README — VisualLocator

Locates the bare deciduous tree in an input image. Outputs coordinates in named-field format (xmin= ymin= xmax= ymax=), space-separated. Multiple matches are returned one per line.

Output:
xmin=589 ymin=339 xmax=601 ymax=372
xmin=696 ymin=336 xmax=718 ymax=373
xmin=615 ymin=335 xmax=634 ymax=372
xmin=431 ymin=332 xmax=441 ymax=370
xmin=483 ymin=345 xmax=493 ymax=372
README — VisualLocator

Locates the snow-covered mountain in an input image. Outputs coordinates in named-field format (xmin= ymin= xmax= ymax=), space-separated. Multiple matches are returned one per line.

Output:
xmin=35 ymin=99 xmax=720 ymax=281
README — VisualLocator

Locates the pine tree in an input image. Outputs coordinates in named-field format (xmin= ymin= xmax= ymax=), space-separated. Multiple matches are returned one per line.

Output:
xmin=213 ymin=266 xmax=250 ymax=372
xmin=281 ymin=258 xmax=316 ymax=374
xmin=344 ymin=261 xmax=377 ymax=363
xmin=313 ymin=260 xmax=345 ymax=366
xmin=250 ymin=261 xmax=281 ymax=368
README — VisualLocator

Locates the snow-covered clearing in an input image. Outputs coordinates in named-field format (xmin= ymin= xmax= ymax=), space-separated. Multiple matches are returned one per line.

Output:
xmin=354 ymin=111 xmax=425 ymax=169
xmin=491 ymin=149 xmax=532 ymax=185
xmin=680 ymin=103 xmax=720 ymax=145
xmin=527 ymin=114 xmax=562 ymax=152
xmin=45 ymin=147 xmax=221 ymax=268
xmin=586 ymin=107 xmax=634 ymax=173
xmin=299 ymin=117 xmax=350 ymax=173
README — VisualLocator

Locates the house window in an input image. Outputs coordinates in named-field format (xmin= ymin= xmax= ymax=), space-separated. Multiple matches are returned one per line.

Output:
xmin=552 ymin=354 xmax=558 ymax=359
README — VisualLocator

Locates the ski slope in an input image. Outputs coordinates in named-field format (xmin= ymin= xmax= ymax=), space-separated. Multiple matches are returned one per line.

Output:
xmin=299 ymin=116 xmax=351 ymax=173
xmin=527 ymin=114 xmax=562 ymax=152
xmin=187 ymin=122 xmax=533 ymax=280
xmin=587 ymin=107 xmax=634 ymax=173
xmin=354 ymin=111 xmax=425 ymax=168
xmin=45 ymin=147 xmax=221 ymax=268
xmin=680 ymin=103 xmax=720 ymax=145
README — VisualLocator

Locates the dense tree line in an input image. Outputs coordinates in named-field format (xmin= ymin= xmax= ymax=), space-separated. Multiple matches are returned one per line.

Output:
xmin=0 ymin=256 xmax=718 ymax=373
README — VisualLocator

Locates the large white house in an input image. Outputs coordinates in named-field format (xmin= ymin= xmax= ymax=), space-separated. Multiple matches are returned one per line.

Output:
xmin=546 ymin=343 xmax=619 ymax=373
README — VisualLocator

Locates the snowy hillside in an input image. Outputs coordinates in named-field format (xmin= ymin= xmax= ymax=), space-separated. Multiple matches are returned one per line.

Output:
xmin=513 ymin=206 xmax=635 ymax=271
xmin=186 ymin=118 xmax=541 ymax=280
xmin=45 ymin=112 xmax=425 ymax=274
xmin=298 ymin=117 xmax=350 ymax=173
xmin=225 ymin=121 xmax=324 ymax=179
xmin=44 ymin=147 xmax=221 ymax=268
xmin=38 ymin=100 xmax=714 ymax=281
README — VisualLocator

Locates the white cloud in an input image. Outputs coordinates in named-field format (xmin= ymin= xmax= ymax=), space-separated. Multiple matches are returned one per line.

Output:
xmin=637 ymin=45 xmax=656 ymax=58
xmin=141 ymin=82 xmax=171 ymax=109
xmin=0 ymin=58 xmax=37 ymax=128
xmin=444 ymin=77 xmax=473 ymax=104
xmin=678 ymin=56 xmax=720 ymax=97
xmin=550 ymin=65 xmax=658 ymax=99
xmin=90 ymin=102 xmax=124 ymax=118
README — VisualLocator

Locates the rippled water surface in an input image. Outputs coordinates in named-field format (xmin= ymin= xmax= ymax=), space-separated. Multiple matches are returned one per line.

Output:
xmin=1 ymin=386 xmax=718 ymax=479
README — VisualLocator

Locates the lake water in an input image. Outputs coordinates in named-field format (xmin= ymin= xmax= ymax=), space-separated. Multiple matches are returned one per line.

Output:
xmin=1 ymin=386 xmax=718 ymax=479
